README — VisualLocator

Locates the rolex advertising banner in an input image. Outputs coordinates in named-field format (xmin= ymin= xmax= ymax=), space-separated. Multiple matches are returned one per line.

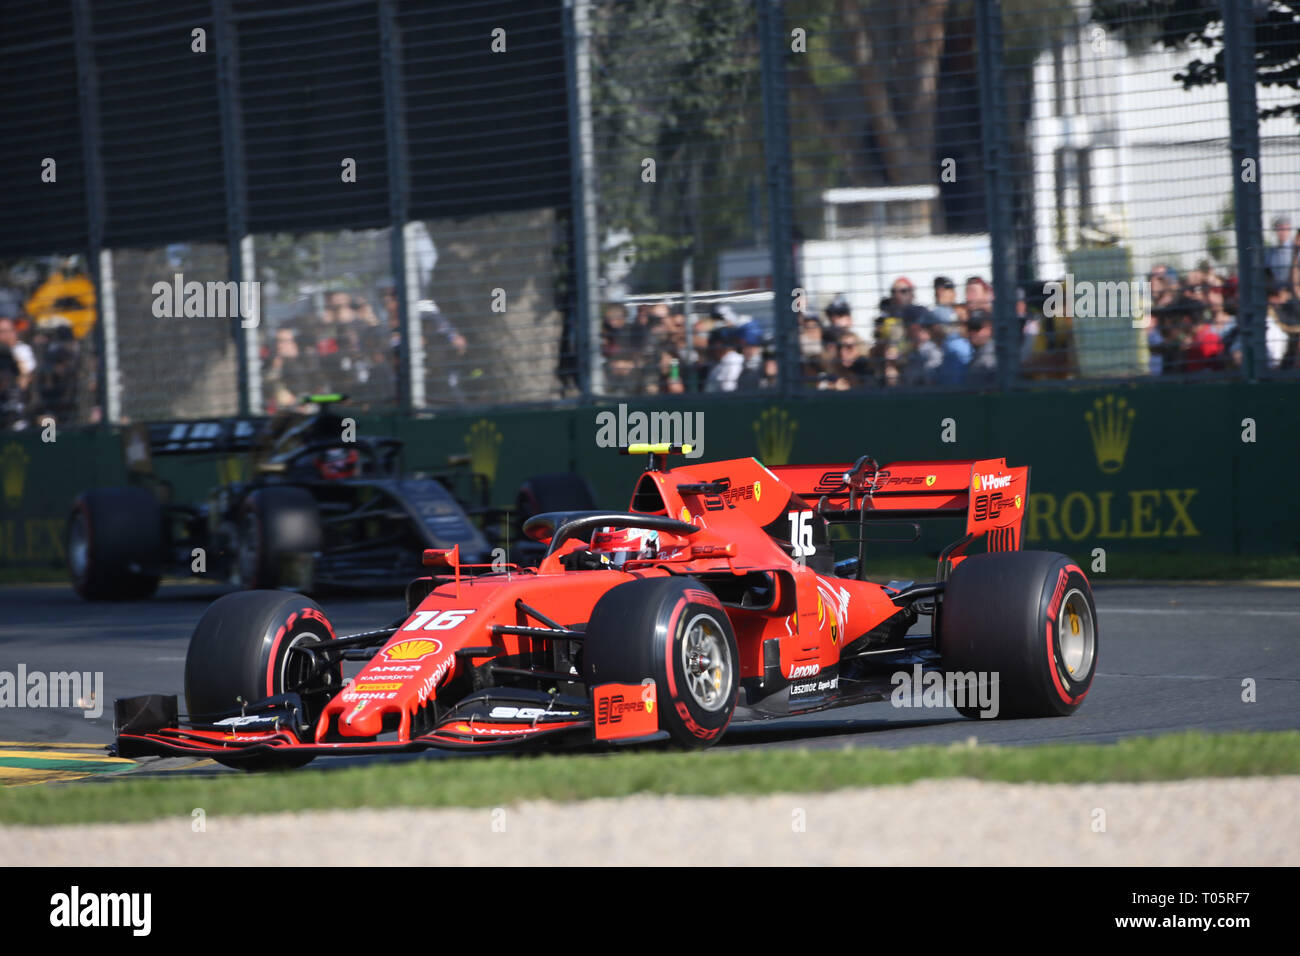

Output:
xmin=0 ymin=382 xmax=1294 ymax=570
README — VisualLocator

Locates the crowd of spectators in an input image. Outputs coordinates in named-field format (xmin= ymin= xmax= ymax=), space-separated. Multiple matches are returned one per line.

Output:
xmin=262 ymin=285 xmax=469 ymax=412
xmin=1141 ymin=223 xmax=1300 ymax=374
xmin=0 ymin=295 xmax=83 ymax=432
xmin=599 ymin=221 xmax=1300 ymax=394
xmin=600 ymin=274 xmax=1012 ymax=395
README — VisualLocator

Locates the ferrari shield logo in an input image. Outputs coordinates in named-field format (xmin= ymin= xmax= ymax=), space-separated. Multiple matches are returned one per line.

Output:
xmin=925 ymin=474 xmax=936 ymax=487
xmin=753 ymin=480 xmax=762 ymax=502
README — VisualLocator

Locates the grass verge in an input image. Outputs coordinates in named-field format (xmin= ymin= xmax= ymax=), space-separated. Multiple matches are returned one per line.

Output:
xmin=2 ymin=730 xmax=1297 ymax=827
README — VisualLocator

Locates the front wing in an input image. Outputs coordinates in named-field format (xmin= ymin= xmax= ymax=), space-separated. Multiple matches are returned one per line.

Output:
xmin=112 ymin=683 xmax=658 ymax=760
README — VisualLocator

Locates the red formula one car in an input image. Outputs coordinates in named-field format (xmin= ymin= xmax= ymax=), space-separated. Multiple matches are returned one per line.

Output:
xmin=114 ymin=445 xmax=1098 ymax=769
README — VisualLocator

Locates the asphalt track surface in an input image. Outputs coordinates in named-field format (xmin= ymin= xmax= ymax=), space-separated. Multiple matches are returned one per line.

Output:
xmin=1 ymin=580 xmax=1297 ymax=780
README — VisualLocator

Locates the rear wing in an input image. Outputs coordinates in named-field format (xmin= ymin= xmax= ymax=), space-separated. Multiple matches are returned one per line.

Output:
xmin=769 ymin=458 xmax=1029 ymax=551
xmin=124 ymin=418 xmax=272 ymax=474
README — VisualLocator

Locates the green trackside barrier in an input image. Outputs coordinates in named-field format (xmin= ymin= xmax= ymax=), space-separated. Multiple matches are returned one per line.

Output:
xmin=0 ymin=429 xmax=128 ymax=568
xmin=2 ymin=380 xmax=1296 ymax=570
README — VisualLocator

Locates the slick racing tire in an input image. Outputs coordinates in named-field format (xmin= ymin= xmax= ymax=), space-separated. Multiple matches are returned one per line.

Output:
xmin=67 ymin=487 xmax=165 ymax=601
xmin=938 ymin=551 xmax=1098 ymax=719
xmin=185 ymin=590 xmax=342 ymax=771
xmin=234 ymin=487 xmax=322 ymax=590
xmin=583 ymin=577 xmax=738 ymax=748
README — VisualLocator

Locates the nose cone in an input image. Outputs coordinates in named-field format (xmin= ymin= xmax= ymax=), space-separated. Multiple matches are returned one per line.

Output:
xmin=340 ymin=698 xmax=385 ymax=737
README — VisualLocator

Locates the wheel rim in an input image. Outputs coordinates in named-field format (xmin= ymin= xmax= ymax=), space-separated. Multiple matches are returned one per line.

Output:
xmin=68 ymin=513 xmax=89 ymax=578
xmin=680 ymin=612 xmax=732 ymax=712
xmin=280 ymin=630 xmax=335 ymax=723
xmin=1057 ymin=588 xmax=1096 ymax=683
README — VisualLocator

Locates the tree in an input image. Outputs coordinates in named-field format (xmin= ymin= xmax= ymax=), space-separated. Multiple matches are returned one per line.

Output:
xmin=589 ymin=0 xmax=765 ymax=290
xmin=1091 ymin=1 xmax=1300 ymax=122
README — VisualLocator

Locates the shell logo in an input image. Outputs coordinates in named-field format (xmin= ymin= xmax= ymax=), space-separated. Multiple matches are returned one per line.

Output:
xmin=972 ymin=474 xmax=981 ymax=491
xmin=384 ymin=638 xmax=443 ymax=662
xmin=679 ymin=506 xmax=691 ymax=523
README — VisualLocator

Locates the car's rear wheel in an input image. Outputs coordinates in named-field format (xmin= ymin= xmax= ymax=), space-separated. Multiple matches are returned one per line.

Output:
xmin=938 ymin=551 xmax=1098 ymax=719
xmin=234 ymin=487 xmax=322 ymax=590
xmin=185 ymin=590 xmax=342 ymax=770
xmin=66 ymin=487 xmax=164 ymax=601
xmin=583 ymin=577 xmax=738 ymax=748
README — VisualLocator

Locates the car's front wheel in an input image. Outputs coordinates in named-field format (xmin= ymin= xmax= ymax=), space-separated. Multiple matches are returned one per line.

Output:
xmin=184 ymin=590 xmax=341 ymax=770
xmin=583 ymin=577 xmax=738 ymax=748
xmin=234 ymin=487 xmax=322 ymax=590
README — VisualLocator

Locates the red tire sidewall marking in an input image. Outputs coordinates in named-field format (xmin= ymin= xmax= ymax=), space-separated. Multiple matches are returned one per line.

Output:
xmin=263 ymin=606 xmax=334 ymax=698
xmin=661 ymin=596 xmax=687 ymax=700
xmin=663 ymin=591 xmax=732 ymax=742
xmin=1045 ymin=565 xmax=1089 ymax=706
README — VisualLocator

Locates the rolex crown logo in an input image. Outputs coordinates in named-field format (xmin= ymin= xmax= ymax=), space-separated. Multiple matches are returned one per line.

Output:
xmin=465 ymin=419 xmax=504 ymax=486
xmin=1 ymin=442 xmax=30 ymax=508
xmin=1084 ymin=394 xmax=1135 ymax=474
xmin=753 ymin=406 xmax=797 ymax=466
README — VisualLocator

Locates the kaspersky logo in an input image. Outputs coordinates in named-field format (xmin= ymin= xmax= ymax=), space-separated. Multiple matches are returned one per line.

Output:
xmin=1085 ymin=394 xmax=1135 ymax=474
xmin=1 ymin=442 xmax=29 ymax=508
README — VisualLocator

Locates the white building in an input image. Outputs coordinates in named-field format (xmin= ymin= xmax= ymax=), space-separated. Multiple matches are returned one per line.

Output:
xmin=1031 ymin=25 xmax=1300 ymax=279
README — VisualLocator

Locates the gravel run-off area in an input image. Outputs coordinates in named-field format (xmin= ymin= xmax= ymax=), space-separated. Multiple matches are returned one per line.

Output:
xmin=5 ymin=776 xmax=1297 ymax=866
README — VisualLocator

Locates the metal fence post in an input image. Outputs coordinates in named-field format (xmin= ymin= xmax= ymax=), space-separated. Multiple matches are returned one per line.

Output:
xmin=379 ymin=0 xmax=418 ymax=413
xmin=1221 ymin=0 xmax=1266 ymax=382
xmin=757 ymin=0 xmax=798 ymax=397
xmin=71 ymin=0 xmax=118 ymax=425
xmin=975 ymin=0 xmax=1017 ymax=390
xmin=214 ymin=0 xmax=256 ymax=415
xmin=564 ymin=0 xmax=599 ymax=400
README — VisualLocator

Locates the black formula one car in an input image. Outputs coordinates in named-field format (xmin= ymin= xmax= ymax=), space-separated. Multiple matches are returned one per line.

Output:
xmin=67 ymin=397 xmax=592 ymax=599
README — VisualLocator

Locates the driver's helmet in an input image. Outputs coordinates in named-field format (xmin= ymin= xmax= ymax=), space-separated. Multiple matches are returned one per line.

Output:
xmin=589 ymin=526 xmax=659 ymax=567
xmin=315 ymin=446 xmax=360 ymax=480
